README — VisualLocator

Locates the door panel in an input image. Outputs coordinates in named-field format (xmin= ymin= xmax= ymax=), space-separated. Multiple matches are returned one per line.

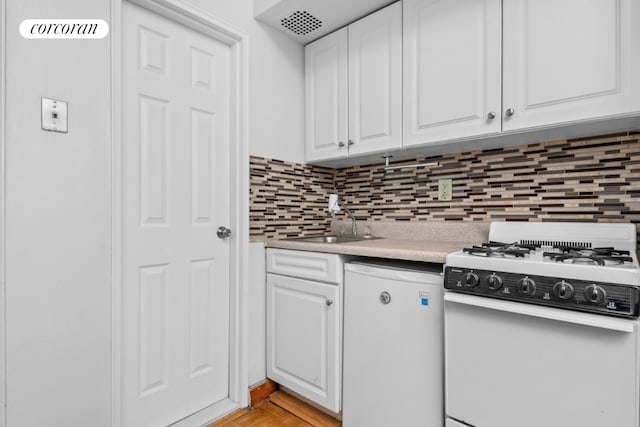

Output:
xmin=122 ymin=3 xmax=231 ymax=426
xmin=190 ymin=109 xmax=216 ymax=224
xmin=403 ymin=0 xmax=502 ymax=146
xmin=445 ymin=298 xmax=639 ymax=427
xmin=139 ymin=95 xmax=169 ymax=225
xmin=502 ymin=0 xmax=640 ymax=130
xmin=348 ymin=2 xmax=402 ymax=155
xmin=138 ymin=264 xmax=169 ymax=397
xmin=305 ymin=29 xmax=348 ymax=161
xmin=266 ymin=274 xmax=341 ymax=412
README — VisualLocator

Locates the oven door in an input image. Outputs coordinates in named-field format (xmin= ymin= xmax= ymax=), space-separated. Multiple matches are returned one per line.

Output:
xmin=445 ymin=292 xmax=640 ymax=427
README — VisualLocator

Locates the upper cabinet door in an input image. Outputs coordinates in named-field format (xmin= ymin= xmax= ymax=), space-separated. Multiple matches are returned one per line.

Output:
xmin=305 ymin=28 xmax=348 ymax=162
xmin=347 ymin=2 xmax=402 ymax=156
xmin=403 ymin=0 xmax=502 ymax=147
xmin=502 ymin=0 xmax=640 ymax=132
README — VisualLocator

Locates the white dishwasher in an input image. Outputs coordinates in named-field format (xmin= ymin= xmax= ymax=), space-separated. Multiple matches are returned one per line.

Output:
xmin=343 ymin=260 xmax=444 ymax=427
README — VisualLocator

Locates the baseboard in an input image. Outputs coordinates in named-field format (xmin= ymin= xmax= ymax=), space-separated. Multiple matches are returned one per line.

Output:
xmin=269 ymin=390 xmax=341 ymax=426
xmin=277 ymin=385 xmax=342 ymax=421
xmin=249 ymin=379 xmax=277 ymax=407
xmin=169 ymin=398 xmax=239 ymax=427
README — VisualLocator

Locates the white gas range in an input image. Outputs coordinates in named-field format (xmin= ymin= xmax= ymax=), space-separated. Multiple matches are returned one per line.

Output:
xmin=443 ymin=222 xmax=640 ymax=427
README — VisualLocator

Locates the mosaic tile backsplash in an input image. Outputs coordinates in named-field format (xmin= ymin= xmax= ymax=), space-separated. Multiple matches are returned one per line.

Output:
xmin=250 ymin=131 xmax=640 ymax=242
xmin=250 ymin=157 xmax=334 ymax=240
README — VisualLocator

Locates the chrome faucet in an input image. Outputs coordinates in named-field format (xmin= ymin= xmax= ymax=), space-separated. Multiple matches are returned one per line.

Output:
xmin=340 ymin=203 xmax=358 ymax=236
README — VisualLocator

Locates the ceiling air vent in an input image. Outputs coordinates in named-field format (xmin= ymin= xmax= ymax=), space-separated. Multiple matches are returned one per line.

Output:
xmin=280 ymin=11 xmax=322 ymax=35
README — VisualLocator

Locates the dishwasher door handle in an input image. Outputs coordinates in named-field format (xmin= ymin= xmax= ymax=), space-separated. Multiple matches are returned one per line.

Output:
xmin=444 ymin=292 xmax=635 ymax=333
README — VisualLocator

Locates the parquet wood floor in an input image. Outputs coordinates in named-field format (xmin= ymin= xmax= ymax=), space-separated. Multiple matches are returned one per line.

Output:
xmin=211 ymin=400 xmax=311 ymax=427
xmin=210 ymin=391 xmax=341 ymax=427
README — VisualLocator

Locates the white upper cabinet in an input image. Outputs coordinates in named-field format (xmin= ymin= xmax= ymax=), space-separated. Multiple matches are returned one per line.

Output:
xmin=306 ymin=0 xmax=640 ymax=163
xmin=348 ymin=1 xmax=402 ymax=156
xmin=403 ymin=0 xmax=502 ymax=147
xmin=305 ymin=2 xmax=402 ymax=162
xmin=502 ymin=0 xmax=640 ymax=131
xmin=305 ymin=28 xmax=348 ymax=162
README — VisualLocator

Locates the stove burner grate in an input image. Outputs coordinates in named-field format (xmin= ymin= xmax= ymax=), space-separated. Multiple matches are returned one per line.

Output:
xmin=463 ymin=241 xmax=534 ymax=258
xmin=543 ymin=247 xmax=633 ymax=265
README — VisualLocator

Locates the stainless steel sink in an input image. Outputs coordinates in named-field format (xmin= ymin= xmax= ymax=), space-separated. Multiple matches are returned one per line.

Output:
xmin=289 ymin=235 xmax=383 ymax=244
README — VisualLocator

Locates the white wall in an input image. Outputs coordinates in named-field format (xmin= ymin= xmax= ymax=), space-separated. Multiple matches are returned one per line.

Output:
xmin=248 ymin=243 xmax=267 ymax=386
xmin=182 ymin=0 xmax=305 ymax=164
xmin=4 ymin=0 xmax=112 ymax=426
xmin=2 ymin=1 xmax=303 ymax=422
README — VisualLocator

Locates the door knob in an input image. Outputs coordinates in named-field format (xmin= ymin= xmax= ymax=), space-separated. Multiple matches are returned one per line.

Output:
xmin=487 ymin=112 xmax=496 ymax=120
xmin=326 ymin=299 xmax=334 ymax=306
xmin=505 ymin=108 xmax=515 ymax=117
xmin=338 ymin=141 xmax=345 ymax=148
xmin=217 ymin=226 xmax=232 ymax=239
xmin=380 ymin=291 xmax=391 ymax=304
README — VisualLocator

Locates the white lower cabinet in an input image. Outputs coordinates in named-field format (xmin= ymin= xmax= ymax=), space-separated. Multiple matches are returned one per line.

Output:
xmin=266 ymin=249 xmax=343 ymax=412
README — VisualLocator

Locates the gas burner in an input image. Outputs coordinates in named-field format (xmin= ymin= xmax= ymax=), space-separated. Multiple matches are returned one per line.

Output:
xmin=555 ymin=246 xmax=631 ymax=256
xmin=543 ymin=247 xmax=633 ymax=266
xmin=463 ymin=241 xmax=534 ymax=258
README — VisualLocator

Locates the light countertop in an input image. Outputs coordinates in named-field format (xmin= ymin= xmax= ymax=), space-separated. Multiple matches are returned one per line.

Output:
xmin=265 ymin=237 xmax=477 ymax=263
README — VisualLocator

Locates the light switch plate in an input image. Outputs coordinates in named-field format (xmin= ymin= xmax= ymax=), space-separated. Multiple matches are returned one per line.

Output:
xmin=438 ymin=179 xmax=453 ymax=201
xmin=41 ymin=98 xmax=68 ymax=133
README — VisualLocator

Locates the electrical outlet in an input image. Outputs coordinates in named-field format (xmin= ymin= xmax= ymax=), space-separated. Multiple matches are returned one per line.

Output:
xmin=438 ymin=179 xmax=453 ymax=201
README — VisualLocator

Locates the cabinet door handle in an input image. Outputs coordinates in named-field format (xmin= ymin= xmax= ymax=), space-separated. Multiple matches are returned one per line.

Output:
xmin=338 ymin=141 xmax=345 ymax=148
xmin=487 ymin=112 xmax=496 ymax=120
xmin=347 ymin=139 xmax=354 ymax=146
xmin=325 ymin=299 xmax=334 ymax=306
xmin=505 ymin=108 xmax=515 ymax=117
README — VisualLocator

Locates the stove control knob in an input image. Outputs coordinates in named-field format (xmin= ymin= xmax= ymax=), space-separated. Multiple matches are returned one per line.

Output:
xmin=552 ymin=280 xmax=575 ymax=300
xmin=464 ymin=272 xmax=480 ymax=287
xmin=486 ymin=274 xmax=503 ymax=290
xmin=584 ymin=284 xmax=607 ymax=305
xmin=517 ymin=277 xmax=536 ymax=295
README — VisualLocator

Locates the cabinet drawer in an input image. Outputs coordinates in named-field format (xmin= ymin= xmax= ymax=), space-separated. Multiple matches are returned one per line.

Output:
xmin=266 ymin=249 xmax=343 ymax=285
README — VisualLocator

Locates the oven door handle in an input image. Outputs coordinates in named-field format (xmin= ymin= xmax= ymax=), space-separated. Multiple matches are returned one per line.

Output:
xmin=444 ymin=292 xmax=635 ymax=333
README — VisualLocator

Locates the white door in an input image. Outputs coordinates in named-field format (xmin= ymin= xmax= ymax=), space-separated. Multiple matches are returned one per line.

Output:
xmin=347 ymin=2 xmax=402 ymax=156
xmin=122 ymin=3 xmax=231 ymax=426
xmin=305 ymin=28 xmax=348 ymax=162
xmin=402 ymin=0 xmax=502 ymax=147
xmin=502 ymin=0 xmax=640 ymax=131
xmin=266 ymin=274 xmax=341 ymax=412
